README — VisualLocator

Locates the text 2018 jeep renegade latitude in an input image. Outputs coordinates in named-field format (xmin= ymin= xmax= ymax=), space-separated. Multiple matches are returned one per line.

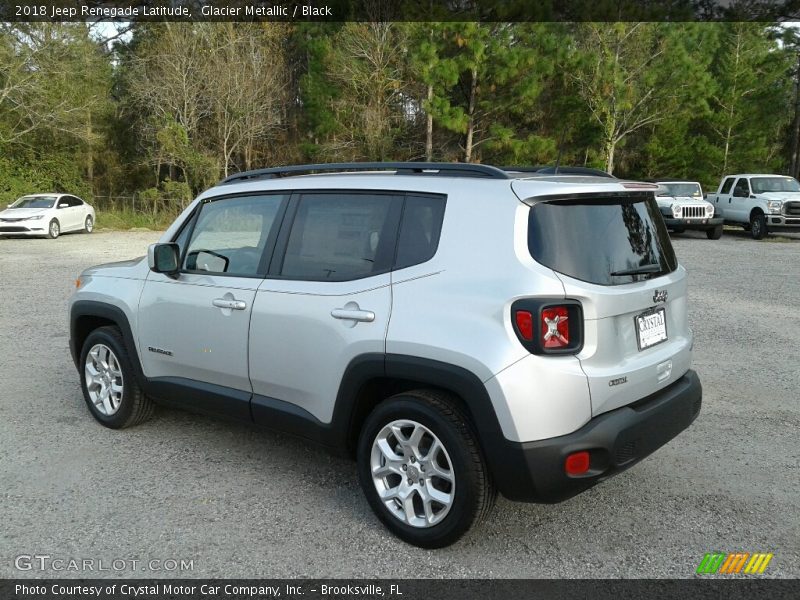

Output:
xmin=69 ymin=162 xmax=702 ymax=548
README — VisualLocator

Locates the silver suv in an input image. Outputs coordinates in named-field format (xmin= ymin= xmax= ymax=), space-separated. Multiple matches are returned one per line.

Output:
xmin=69 ymin=162 xmax=702 ymax=548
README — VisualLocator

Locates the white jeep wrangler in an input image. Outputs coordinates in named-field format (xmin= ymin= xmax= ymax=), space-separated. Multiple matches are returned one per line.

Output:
xmin=654 ymin=181 xmax=723 ymax=239
xmin=69 ymin=162 xmax=702 ymax=548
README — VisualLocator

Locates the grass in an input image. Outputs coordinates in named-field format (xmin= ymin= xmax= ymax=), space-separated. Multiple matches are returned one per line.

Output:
xmin=95 ymin=209 xmax=176 ymax=231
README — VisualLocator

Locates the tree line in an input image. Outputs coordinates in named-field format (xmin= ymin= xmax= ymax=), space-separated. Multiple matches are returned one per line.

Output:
xmin=1 ymin=21 xmax=798 ymax=211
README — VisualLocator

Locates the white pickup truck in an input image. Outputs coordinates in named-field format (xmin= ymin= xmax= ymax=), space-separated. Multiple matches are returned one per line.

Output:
xmin=706 ymin=174 xmax=800 ymax=239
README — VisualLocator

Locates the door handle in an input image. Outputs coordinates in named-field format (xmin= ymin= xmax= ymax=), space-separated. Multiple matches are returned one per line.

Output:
xmin=212 ymin=298 xmax=247 ymax=310
xmin=331 ymin=308 xmax=375 ymax=322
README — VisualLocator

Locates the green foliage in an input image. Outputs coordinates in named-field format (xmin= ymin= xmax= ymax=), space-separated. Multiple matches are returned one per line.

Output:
xmin=0 ymin=156 xmax=91 ymax=205
xmin=0 ymin=21 xmax=798 ymax=212
xmin=95 ymin=209 xmax=176 ymax=231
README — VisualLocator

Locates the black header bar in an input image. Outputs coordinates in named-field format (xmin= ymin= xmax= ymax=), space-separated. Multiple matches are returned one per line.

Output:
xmin=2 ymin=0 xmax=799 ymax=22
xmin=2 ymin=579 xmax=799 ymax=600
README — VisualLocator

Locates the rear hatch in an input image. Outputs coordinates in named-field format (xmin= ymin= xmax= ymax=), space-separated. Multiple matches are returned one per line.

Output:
xmin=520 ymin=187 xmax=693 ymax=417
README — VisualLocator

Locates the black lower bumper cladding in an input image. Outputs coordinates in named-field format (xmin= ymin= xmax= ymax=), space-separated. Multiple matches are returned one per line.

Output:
xmin=496 ymin=370 xmax=702 ymax=503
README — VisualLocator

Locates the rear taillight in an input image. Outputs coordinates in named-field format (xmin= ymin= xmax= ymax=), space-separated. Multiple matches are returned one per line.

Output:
xmin=511 ymin=299 xmax=583 ymax=355
xmin=514 ymin=310 xmax=534 ymax=341
xmin=541 ymin=306 xmax=569 ymax=349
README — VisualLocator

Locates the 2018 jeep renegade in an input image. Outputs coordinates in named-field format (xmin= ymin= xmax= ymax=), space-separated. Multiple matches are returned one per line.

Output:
xmin=69 ymin=162 xmax=702 ymax=548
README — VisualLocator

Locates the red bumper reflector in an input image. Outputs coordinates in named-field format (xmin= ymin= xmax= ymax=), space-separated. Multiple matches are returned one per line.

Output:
xmin=565 ymin=451 xmax=590 ymax=475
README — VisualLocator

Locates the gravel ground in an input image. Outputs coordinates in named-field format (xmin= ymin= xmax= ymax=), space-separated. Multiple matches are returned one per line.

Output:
xmin=0 ymin=228 xmax=798 ymax=579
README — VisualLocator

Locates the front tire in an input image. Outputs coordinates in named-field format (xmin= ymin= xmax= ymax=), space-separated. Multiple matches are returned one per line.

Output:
xmin=79 ymin=326 xmax=154 ymax=428
xmin=84 ymin=215 xmax=94 ymax=233
xmin=357 ymin=390 xmax=495 ymax=548
xmin=47 ymin=219 xmax=60 ymax=239
xmin=750 ymin=212 xmax=767 ymax=240
xmin=706 ymin=225 xmax=723 ymax=240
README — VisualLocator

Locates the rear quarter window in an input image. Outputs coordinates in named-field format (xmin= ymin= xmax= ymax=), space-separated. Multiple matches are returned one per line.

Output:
xmin=395 ymin=194 xmax=446 ymax=270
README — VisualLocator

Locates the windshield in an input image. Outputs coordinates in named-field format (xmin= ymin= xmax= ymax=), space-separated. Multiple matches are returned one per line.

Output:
xmin=750 ymin=177 xmax=800 ymax=193
xmin=528 ymin=194 xmax=678 ymax=286
xmin=10 ymin=196 xmax=56 ymax=209
xmin=658 ymin=183 xmax=702 ymax=197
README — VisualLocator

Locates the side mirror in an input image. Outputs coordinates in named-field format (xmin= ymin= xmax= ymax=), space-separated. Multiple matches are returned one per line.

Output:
xmin=750 ymin=194 xmax=757 ymax=199
xmin=58 ymin=203 xmax=69 ymax=208
xmin=148 ymin=243 xmax=180 ymax=277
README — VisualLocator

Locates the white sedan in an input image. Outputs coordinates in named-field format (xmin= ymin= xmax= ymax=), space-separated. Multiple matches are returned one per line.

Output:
xmin=0 ymin=193 xmax=95 ymax=239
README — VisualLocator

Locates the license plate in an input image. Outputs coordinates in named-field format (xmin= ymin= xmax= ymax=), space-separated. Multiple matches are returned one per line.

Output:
xmin=635 ymin=307 xmax=667 ymax=351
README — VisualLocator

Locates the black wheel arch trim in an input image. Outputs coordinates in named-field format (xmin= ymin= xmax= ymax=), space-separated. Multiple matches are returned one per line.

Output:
xmin=256 ymin=352 xmax=515 ymax=494
xmin=70 ymin=300 xmax=147 ymax=387
xmin=329 ymin=353 xmax=516 ymax=496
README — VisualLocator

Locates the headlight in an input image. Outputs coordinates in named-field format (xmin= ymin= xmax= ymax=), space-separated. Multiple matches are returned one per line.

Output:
xmin=24 ymin=215 xmax=44 ymax=221
xmin=705 ymin=205 xmax=714 ymax=217
xmin=767 ymin=200 xmax=782 ymax=214
xmin=671 ymin=205 xmax=682 ymax=218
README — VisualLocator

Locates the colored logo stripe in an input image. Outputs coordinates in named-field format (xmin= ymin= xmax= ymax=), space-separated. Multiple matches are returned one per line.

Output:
xmin=697 ymin=553 xmax=773 ymax=574
xmin=697 ymin=553 xmax=726 ymax=574
xmin=744 ymin=553 xmax=773 ymax=574
xmin=719 ymin=553 xmax=749 ymax=573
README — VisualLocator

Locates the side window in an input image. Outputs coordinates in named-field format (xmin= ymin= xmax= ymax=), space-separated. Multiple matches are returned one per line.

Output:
xmin=280 ymin=192 xmax=401 ymax=281
xmin=395 ymin=194 xmax=446 ymax=270
xmin=720 ymin=177 xmax=734 ymax=195
xmin=172 ymin=213 xmax=195 ymax=254
xmin=183 ymin=194 xmax=286 ymax=277
xmin=733 ymin=178 xmax=750 ymax=198
xmin=67 ymin=196 xmax=84 ymax=207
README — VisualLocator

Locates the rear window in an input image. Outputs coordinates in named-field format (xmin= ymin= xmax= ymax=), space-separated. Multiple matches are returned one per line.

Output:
xmin=527 ymin=194 xmax=678 ymax=286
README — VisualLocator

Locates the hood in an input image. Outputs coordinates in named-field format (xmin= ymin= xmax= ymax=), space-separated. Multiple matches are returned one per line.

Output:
xmin=0 ymin=208 xmax=48 ymax=220
xmin=82 ymin=257 xmax=148 ymax=279
xmin=656 ymin=195 xmax=711 ymax=207
xmin=756 ymin=192 xmax=800 ymax=201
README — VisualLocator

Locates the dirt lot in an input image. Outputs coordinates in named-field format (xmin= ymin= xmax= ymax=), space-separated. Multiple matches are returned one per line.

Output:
xmin=0 ymin=229 xmax=798 ymax=578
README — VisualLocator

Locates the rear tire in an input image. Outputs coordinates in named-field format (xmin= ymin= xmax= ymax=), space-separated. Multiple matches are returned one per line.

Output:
xmin=357 ymin=390 xmax=495 ymax=548
xmin=84 ymin=215 xmax=94 ymax=233
xmin=750 ymin=212 xmax=767 ymax=240
xmin=47 ymin=219 xmax=60 ymax=239
xmin=79 ymin=326 xmax=154 ymax=429
xmin=706 ymin=225 xmax=723 ymax=240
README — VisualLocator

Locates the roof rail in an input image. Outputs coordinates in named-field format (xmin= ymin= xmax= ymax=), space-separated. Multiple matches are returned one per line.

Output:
xmin=220 ymin=162 xmax=511 ymax=184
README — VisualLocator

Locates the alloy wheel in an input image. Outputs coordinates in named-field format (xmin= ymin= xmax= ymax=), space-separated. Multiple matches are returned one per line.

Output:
xmin=370 ymin=419 xmax=455 ymax=528
xmin=84 ymin=343 xmax=124 ymax=416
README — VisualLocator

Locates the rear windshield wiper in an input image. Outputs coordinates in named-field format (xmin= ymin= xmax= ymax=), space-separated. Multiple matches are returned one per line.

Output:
xmin=609 ymin=264 xmax=662 ymax=277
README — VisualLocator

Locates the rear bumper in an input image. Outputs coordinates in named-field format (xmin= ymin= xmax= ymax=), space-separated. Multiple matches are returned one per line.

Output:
xmin=493 ymin=370 xmax=702 ymax=503
xmin=663 ymin=217 xmax=723 ymax=230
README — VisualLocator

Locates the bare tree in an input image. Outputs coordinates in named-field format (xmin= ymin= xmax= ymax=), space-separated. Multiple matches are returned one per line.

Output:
xmin=125 ymin=23 xmax=211 ymax=182
xmin=323 ymin=22 xmax=409 ymax=160
xmin=199 ymin=23 xmax=289 ymax=176
xmin=0 ymin=24 xmax=107 ymax=147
